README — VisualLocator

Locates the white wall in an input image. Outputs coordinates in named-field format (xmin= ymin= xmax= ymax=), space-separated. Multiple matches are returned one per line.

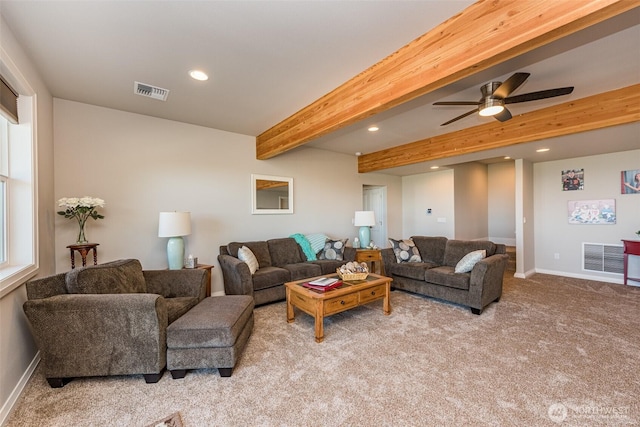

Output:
xmin=534 ymin=149 xmax=640 ymax=282
xmin=488 ymin=162 xmax=516 ymax=245
xmin=401 ymin=163 xmax=514 ymax=242
xmin=453 ymin=162 xmax=488 ymax=240
xmin=53 ymin=99 xmax=403 ymax=294
xmin=0 ymin=14 xmax=55 ymax=425
xmin=401 ymin=169 xmax=455 ymax=238
xmin=516 ymin=159 xmax=536 ymax=278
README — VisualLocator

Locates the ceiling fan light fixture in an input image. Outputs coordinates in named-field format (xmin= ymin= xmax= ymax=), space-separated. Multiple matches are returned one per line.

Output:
xmin=478 ymin=98 xmax=504 ymax=117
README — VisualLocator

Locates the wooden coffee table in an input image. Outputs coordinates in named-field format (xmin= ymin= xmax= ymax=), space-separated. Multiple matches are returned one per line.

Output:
xmin=285 ymin=273 xmax=392 ymax=343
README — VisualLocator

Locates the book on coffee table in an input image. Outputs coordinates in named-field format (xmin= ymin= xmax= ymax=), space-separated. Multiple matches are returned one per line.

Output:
xmin=308 ymin=277 xmax=340 ymax=286
xmin=302 ymin=280 xmax=343 ymax=292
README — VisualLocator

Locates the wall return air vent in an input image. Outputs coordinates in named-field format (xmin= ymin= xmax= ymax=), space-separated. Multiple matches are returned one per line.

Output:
xmin=582 ymin=242 xmax=623 ymax=274
xmin=134 ymin=81 xmax=169 ymax=101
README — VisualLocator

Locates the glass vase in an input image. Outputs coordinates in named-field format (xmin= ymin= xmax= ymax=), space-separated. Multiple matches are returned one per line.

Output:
xmin=76 ymin=217 xmax=88 ymax=244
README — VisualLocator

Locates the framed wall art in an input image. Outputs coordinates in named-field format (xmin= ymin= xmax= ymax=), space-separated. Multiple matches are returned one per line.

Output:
xmin=561 ymin=168 xmax=583 ymax=191
xmin=568 ymin=199 xmax=616 ymax=224
xmin=621 ymin=169 xmax=640 ymax=194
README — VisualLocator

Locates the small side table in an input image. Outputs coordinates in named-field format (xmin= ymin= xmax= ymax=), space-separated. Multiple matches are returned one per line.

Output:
xmin=195 ymin=264 xmax=214 ymax=297
xmin=169 ymin=264 xmax=215 ymax=296
xmin=67 ymin=243 xmax=99 ymax=269
xmin=355 ymin=249 xmax=385 ymax=275
xmin=622 ymin=240 xmax=640 ymax=285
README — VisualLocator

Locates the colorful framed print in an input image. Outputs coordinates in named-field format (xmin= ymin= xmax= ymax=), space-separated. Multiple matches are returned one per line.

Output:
xmin=568 ymin=199 xmax=616 ymax=224
xmin=562 ymin=168 xmax=583 ymax=191
xmin=621 ymin=169 xmax=640 ymax=194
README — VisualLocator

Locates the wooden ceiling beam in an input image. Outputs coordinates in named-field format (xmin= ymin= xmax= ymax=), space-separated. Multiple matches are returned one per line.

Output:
xmin=357 ymin=84 xmax=640 ymax=173
xmin=256 ymin=0 xmax=638 ymax=160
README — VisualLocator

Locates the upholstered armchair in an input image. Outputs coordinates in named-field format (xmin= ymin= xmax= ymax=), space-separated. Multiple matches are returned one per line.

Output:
xmin=22 ymin=259 xmax=207 ymax=387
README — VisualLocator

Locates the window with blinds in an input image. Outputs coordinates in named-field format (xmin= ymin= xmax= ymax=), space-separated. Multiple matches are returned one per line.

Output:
xmin=0 ymin=75 xmax=18 ymax=124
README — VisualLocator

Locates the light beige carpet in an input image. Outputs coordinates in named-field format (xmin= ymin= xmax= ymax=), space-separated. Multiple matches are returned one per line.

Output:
xmin=6 ymin=272 xmax=640 ymax=426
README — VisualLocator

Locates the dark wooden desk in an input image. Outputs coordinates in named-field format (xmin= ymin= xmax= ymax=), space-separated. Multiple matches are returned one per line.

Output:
xmin=622 ymin=240 xmax=640 ymax=285
xmin=67 ymin=243 xmax=99 ymax=269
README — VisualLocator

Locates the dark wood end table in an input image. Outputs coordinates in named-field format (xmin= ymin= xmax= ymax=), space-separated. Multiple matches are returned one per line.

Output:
xmin=67 ymin=243 xmax=99 ymax=269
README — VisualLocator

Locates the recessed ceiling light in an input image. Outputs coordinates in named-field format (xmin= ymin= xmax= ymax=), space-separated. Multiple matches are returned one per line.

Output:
xmin=504 ymin=156 xmax=511 ymax=160
xmin=189 ymin=70 xmax=209 ymax=81
xmin=536 ymin=148 xmax=550 ymax=152
xmin=368 ymin=126 xmax=379 ymax=132
xmin=430 ymin=166 xmax=439 ymax=170
xmin=355 ymin=152 xmax=362 ymax=156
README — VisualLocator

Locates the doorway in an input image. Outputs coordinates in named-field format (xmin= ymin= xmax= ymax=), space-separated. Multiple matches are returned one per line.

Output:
xmin=363 ymin=185 xmax=388 ymax=248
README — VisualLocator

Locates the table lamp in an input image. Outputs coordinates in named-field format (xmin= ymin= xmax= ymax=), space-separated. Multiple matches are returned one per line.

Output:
xmin=158 ymin=211 xmax=191 ymax=269
xmin=354 ymin=211 xmax=376 ymax=248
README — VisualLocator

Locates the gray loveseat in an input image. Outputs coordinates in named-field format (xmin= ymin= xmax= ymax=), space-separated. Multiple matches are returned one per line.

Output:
xmin=23 ymin=259 xmax=207 ymax=387
xmin=381 ymin=237 xmax=508 ymax=315
xmin=219 ymin=237 xmax=355 ymax=305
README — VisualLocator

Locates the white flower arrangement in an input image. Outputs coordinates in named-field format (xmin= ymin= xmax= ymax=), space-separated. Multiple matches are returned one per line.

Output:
xmin=57 ymin=196 xmax=105 ymax=243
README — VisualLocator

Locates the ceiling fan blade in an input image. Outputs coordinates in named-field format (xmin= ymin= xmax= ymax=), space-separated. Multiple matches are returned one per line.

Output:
xmin=494 ymin=107 xmax=512 ymax=122
xmin=433 ymin=101 xmax=479 ymax=106
xmin=440 ymin=108 xmax=478 ymax=126
xmin=505 ymin=87 xmax=574 ymax=104
xmin=492 ymin=72 xmax=530 ymax=99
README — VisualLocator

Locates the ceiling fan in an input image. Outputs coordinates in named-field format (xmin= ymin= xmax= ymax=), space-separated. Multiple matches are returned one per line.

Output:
xmin=434 ymin=72 xmax=574 ymax=126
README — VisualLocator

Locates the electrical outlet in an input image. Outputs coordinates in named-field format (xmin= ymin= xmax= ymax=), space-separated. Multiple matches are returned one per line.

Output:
xmin=426 ymin=208 xmax=432 ymax=215
xmin=437 ymin=217 xmax=446 ymax=223
xmin=554 ymin=253 xmax=560 ymax=260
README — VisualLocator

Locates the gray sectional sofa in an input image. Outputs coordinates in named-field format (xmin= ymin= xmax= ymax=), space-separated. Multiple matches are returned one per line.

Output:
xmin=381 ymin=236 xmax=508 ymax=314
xmin=219 ymin=237 xmax=355 ymax=305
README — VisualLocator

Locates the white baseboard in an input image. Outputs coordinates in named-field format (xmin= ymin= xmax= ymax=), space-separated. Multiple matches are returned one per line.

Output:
xmin=513 ymin=268 xmax=536 ymax=279
xmin=534 ymin=268 xmax=625 ymax=285
xmin=1 ymin=352 xmax=40 ymax=426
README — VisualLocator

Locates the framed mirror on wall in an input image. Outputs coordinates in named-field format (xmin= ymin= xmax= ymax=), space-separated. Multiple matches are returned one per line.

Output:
xmin=251 ymin=174 xmax=293 ymax=214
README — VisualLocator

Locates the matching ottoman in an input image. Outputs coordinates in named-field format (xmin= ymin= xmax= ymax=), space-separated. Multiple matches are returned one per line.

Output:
xmin=167 ymin=295 xmax=254 ymax=378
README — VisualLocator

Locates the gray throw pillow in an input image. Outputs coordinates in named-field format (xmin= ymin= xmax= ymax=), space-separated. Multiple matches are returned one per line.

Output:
xmin=306 ymin=233 xmax=330 ymax=254
xmin=318 ymin=239 xmax=348 ymax=261
xmin=238 ymin=245 xmax=259 ymax=274
xmin=454 ymin=250 xmax=486 ymax=273
xmin=389 ymin=238 xmax=423 ymax=263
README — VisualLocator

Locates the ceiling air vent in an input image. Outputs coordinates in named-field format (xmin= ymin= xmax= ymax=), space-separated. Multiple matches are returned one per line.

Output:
xmin=134 ymin=81 xmax=169 ymax=101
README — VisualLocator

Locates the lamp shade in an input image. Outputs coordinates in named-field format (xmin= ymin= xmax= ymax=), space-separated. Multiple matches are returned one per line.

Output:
xmin=158 ymin=212 xmax=192 ymax=237
xmin=354 ymin=211 xmax=376 ymax=227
